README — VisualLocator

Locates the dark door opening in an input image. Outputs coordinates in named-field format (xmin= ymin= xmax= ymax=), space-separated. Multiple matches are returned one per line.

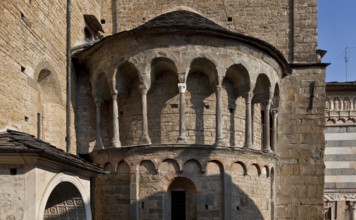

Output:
xmin=171 ymin=191 xmax=186 ymax=220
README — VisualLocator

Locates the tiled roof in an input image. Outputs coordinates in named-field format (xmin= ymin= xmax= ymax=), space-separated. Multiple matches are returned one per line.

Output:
xmin=134 ymin=10 xmax=228 ymax=32
xmin=0 ymin=130 xmax=106 ymax=174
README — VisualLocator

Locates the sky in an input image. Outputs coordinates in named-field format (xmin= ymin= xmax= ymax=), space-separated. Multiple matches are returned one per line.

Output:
xmin=318 ymin=1 xmax=356 ymax=82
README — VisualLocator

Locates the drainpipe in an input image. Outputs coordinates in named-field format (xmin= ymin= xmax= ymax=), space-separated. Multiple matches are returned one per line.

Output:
xmin=114 ymin=0 xmax=118 ymax=33
xmin=66 ymin=0 xmax=71 ymax=153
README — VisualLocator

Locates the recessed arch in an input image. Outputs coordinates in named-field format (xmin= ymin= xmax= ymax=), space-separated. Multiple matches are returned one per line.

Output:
xmin=249 ymin=163 xmax=261 ymax=177
xmin=187 ymin=57 xmax=218 ymax=85
xmin=253 ymin=74 xmax=272 ymax=104
xmin=38 ymin=173 xmax=92 ymax=220
xmin=116 ymin=160 xmax=130 ymax=176
xmin=139 ymin=160 xmax=157 ymax=175
xmin=183 ymin=159 xmax=203 ymax=174
xmin=159 ymin=158 xmax=180 ymax=174
xmin=326 ymin=118 xmax=336 ymax=125
xmin=205 ymin=160 xmax=224 ymax=176
xmin=150 ymin=57 xmax=178 ymax=84
xmin=347 ymin=118 xmax=356 ymax=124
xmin=224 ymin=64 xmax=251 ymax=97
xmin=147 ymin=57 xmax=179 ymax=144
xmin=337 ymin=118 xmax=346 ymax=124
xmin=262 ymin=165 xmax=270 ymax=178
xmin=231 ymin=161 xmax=248 ymax=176
xmin=116 ymin=61 xmax=140 ymax=96
xmin=334 ymin=97 xmax=341 ymax=110
xmin=343 ymin=97 xmax=351 ymax=110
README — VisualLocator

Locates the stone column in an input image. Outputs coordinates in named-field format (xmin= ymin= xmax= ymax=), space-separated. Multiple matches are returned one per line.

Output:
xmin=112 ymin=92 xmax=121 ymax=148
xmin=244 ymin=92 xmax=253 ymax=148
xmin=94 ymin=98 xmax=104 ymax=149
xmin=177 ymin=83 xmax=187 ymax=144
xmin=139 ymin=85 xmax=151 ymax=145
xmin=263 ymin=100 xmax=272 ymax=152
xmin=349 ymin=202 xmax=356 ymax=220
xmin=215 ymin=85 xmax=225 ymax=146
xmin=271 ymin=110 xmax=278 ymax=151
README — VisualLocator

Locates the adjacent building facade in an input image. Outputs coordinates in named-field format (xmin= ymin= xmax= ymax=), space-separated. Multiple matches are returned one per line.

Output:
xmin=324 ymin=82 xmax=356 ymax=220
xmin=0 ymin=0 xmax=327 ymax=219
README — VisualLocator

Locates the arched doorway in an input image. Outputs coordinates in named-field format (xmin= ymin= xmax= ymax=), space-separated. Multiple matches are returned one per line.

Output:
xmin=168 ymin=177 xmax=197 ymax=220
xmin=43 ymin=182 xmax=86 ymax=219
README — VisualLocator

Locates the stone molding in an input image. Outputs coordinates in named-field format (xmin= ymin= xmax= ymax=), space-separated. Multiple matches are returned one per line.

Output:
xmin=324 ymin=193 xmax=356 ymax=201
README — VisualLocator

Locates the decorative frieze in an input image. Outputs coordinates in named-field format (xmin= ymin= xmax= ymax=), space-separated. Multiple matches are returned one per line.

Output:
xmin=324 ymin=193 xmax=356 ymax=201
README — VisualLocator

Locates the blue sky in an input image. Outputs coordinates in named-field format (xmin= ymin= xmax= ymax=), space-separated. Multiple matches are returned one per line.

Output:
xmin=318 ymin=1 xmax=356 ymax=82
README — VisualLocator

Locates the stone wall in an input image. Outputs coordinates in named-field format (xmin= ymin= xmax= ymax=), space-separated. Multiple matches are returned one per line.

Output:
xmin=276 ymin=66 xmax=326 ymax=219
xmin=100 ymin=0 xmax=317 ymax=63
xmin=0 ymin=0 xmax=101 ymax=152
xmin=92 ymin=147 xmax=277 ymax=220
xmin=0 ymin=167 xmax=26 ymax=220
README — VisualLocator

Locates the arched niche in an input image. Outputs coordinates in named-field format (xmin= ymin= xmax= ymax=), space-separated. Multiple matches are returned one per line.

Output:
xmin=38 ymin=173 xmax=91 ymax=220
xmin=186 ymin=58 xmax=217 ymax=144
xmin=187 ymin=57 xmax=218 ymax=86
xmin=183 ymin=159 xmax=202 ymax=175
xmin=148 ymin=57 xmax=179 ymax=144
xmin=334 ymin=97 xmax=341 ymax=110
xmin=116 ymin=62 xmax=142 ymax=146
xmin=36 ymin=67 xmax=64 ymax=147
xmin=223 ymin=64 xmax=250 ymax=147
xmin=117 ymin=160 xmax=130 ymax=178
xmin=231 ymin=161 xmax=248 ymax=176
xmin=159 ymin=159 xmax=180 ymax=175
xmin=248 ymin=163 xmax=261 ymax=177
xmin=139 ymin=160 xmax=157 ymax=175
xmin=94 ymin=72 xmax=112 ymax=147
xmin=344 ymin=97 xmax=351 ymax=110
xmin=116 ymin=61 xmax=140 ymax=96
xmin=252 ymin=74 xmax=271 ymax=149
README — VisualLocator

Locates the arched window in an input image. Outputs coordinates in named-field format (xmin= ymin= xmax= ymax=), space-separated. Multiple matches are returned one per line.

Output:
xmin=36 ymin=66 xmax=63 ymax=147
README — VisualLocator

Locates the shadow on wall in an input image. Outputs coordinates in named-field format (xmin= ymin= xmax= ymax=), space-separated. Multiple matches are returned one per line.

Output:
xmin=97 ymin=146 xmax=274 ymax=220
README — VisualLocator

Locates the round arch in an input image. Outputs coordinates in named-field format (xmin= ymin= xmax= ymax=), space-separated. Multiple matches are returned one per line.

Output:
xmin=38 ymin=173 xmax=92 ymax=220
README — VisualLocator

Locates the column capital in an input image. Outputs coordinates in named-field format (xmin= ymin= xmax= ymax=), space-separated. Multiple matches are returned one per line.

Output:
xmin=245 ymin=92 xmax=254 ymax=103
xmin=178 ymin=83 xmax=187 ymax=93
xmin=349 ymin=201 xmax=356 ymax=209
xmin=139 ymin=84 xmax=148 ymax=95
xmin=272 ymin=109 xmax=279 ymax=117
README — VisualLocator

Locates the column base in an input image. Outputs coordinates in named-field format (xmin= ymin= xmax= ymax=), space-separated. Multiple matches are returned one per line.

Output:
xmin=243 ymin=142 xmax=252 ymax=149
xmin=177 ymin=135 xmax=188 ymax=144
xmin=95 ymin=139 xmax=104 ymax=150
xmin=112 ymin=139 xmax=121 ymax=148
xmin=214 ymin=139 xmax=226 ymax=146
xmin=139 ymin=135 xmax=151 ymax=145
xmin=263 ymin=147 xmax=273 ymax=153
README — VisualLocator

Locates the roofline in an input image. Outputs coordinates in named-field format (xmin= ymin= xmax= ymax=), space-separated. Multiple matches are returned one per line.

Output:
xmin=74 ymin=26 xmax=292 ymax=77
